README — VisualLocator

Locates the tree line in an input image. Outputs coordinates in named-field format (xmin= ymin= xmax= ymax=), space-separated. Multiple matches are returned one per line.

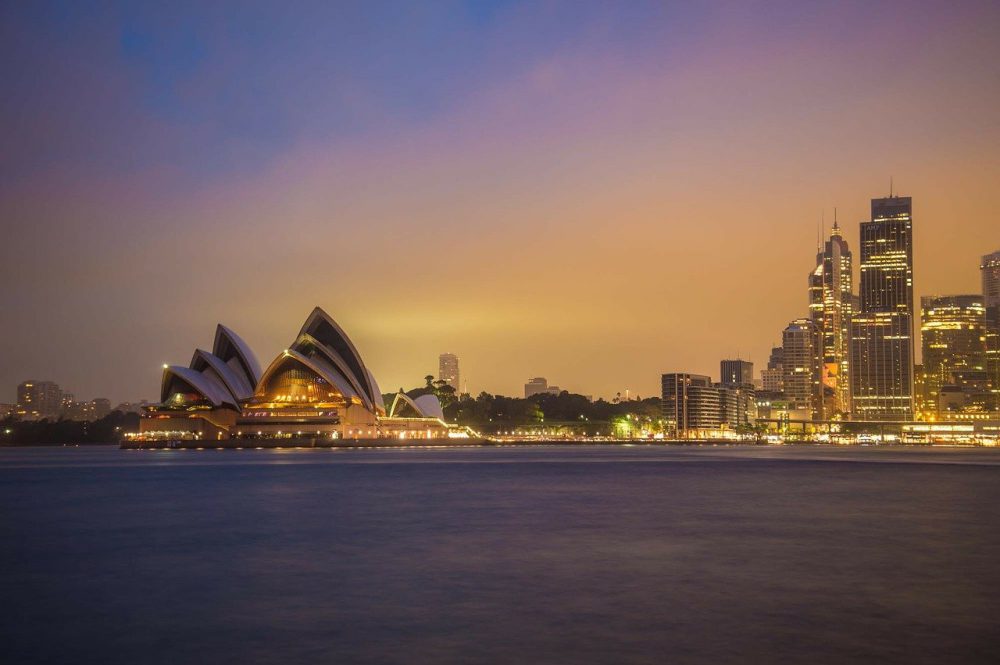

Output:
xmin=387 ymin=377 xmax=664 ymax=435
xmin=1 ymin=411 xmax=140 ymax=445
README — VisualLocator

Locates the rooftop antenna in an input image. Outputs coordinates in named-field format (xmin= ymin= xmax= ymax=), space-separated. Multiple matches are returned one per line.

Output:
xmin=832 ymin=206 xmax=839 ymax=233
xmin=889 ymin=176 xmax=893 ymax=197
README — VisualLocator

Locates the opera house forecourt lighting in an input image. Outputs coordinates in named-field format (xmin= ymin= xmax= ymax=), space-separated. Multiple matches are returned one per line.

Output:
xmin=137 ymin=307 xmax=456 ymax=443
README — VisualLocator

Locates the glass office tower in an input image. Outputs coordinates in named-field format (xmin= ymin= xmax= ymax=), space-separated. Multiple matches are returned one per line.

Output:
xmin=850 ymin=195 xmax=915 ymax=421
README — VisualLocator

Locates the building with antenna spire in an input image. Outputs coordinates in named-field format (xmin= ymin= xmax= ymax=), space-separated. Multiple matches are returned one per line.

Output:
xmin=850 ymin=193 xmax=915 ymax=421
xmin=809 ymin=210 xmax=854 ymax=418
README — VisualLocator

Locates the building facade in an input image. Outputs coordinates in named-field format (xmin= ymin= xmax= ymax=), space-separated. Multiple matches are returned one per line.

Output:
xmin=718 ymin=359 xmax=755 ymax=427
xmin=760 ymin=346 xmax=784 ymax=392
xmin=850 ymin=195 xmax=915 ymax=421
xmin=524 ymin=377 xmax=561 ymax=398
xmin=661 ymin=373 xmax=720 ymax=436
xmin=16 ymin=380 xmax=62 ymax=420
xmin=809 ymin=218 xmax=853 ymax=417
xmin=438 ymin=353 xmax=460 ymax=393
xmin=720 ymin=360 xmax=754 ymax=388
xmin=782 ymin=318 xmax=822 ymax=420
xmin=717 ymin=384 xmax=756 ymax=428
xmin=920 ymin=295 xmax=988 ymax=418
xmin=983 ymin=251 xmax=1000 ymax=399
xmin=62 ymin=398 xmax=113 ymax=421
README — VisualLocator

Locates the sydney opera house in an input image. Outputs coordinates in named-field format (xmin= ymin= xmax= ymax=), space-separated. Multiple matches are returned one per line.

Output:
xmin=138 ymin=307 xmax=454 ymax=442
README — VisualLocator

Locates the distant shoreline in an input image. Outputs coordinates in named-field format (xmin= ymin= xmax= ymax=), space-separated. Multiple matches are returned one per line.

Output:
xmin=1 ymin=438 xmax=994 ymax=450
xmin=116 ymin=438 xmax=992 ymax=450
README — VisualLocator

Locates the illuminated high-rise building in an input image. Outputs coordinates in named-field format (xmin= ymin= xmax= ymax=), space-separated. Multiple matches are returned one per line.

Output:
xmin=661 ymin=373 xmax=720 ymax=436
xmin=808 ymin=215 xmax=854 ymax=417
xmin=850 ymin=195 xmax=915 ymax=421
xmin=16 ymin=380 xmax=63 ymax=420
xmin=920 ymin=295 xmax=987 ymax=418
xmin=983 ymin=251 xmax=1000 ymax=396
xmin=782 ymin=318 xmax=822 ymax=419
xmin=438 ymin=353 xmax=460 ymax=392
xmin=983 ymin=250 xmax=1000 ymax=308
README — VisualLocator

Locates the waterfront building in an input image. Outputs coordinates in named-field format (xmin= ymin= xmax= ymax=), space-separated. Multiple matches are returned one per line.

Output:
xmin=139 ymin=307 xmax=451 ymax=441
xmin=16 ymin=380 xmax=62 ymax=420
xmin=920 ymin=295 xmax=987 ymax=418
xmin=718 ymin=359 xmax=755 ymax=427
xmin=439 ymin=353 xmax=460 ymax=393
xmin=850 ymin=195 xmax=915 ymax=421
xmin=524 ymin=377 xmax=561 ymax=398
xmin=760 ymin=346 xmax=784 ymax=392
xmin=661 ymin=373 xmax=720 ymax=436
xmin=717 ymin=383 xmax=756 ymax=428
xmin=782 ymin=318 xmax=822 ymax=420
xmin=809 ymin=217 xmax=854 ymax=417
xmin=720 ymin=360 xmax=754 ymax=388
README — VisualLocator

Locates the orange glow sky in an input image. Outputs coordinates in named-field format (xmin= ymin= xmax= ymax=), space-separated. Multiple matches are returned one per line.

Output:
xmin=1 ymin=1 xmax=999 ymax=403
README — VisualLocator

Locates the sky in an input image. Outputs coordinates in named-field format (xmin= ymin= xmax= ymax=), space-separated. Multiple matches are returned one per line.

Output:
xmin=1 ymin=0 xmax=999 ymax=404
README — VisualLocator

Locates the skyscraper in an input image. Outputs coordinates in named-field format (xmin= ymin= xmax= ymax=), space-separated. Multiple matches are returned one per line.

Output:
xmin=718 ymin=359 xmax=755 ymax=428
xmin=850 ymin=195 xmax=915 ymax=421
xmin=983 ymin=251 xmax=1000 ymax=397
xmin=982 ymin=250 xmax=1000 ymax=308
xmin=782 ymin=318 xmax=822 ymax=419
xmin=809 ymin=216 xmax=854 ymax=417
xmin=438 ymin=353 xmax=460 ymax=393
xmin=920 ymin=295 xmax=987 ymax=418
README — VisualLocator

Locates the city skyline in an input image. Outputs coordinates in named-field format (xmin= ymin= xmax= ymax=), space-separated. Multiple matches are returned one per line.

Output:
xmin=2 ymin=2 xmax=1000 ymax=404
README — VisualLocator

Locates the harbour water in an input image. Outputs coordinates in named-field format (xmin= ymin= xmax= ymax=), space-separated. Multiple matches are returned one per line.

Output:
xmin=2 ymin=445 xmax=999 ymax=663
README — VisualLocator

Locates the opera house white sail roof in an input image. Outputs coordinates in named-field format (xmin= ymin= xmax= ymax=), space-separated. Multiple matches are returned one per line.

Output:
xmin=154 ymin=307 xmax=438 ymax=422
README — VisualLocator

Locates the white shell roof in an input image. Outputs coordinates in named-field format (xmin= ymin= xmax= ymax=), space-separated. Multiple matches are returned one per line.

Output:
xmin=161 ymin=365 xmax=238 ymax=409
xmin=214 ymin=325 xmax=262 ymax=387
xmin=190 ymin=349 xmax=254 ymax=401
xmin=297 ymin=308 xmax=378 ymax=408
xmin=413 ymin=394 xmax=444 ymax=420
xmin=388 ymin=391 xmax=444 ymax=419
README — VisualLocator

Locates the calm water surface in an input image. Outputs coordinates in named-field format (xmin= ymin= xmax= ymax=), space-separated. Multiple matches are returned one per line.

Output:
xmin=2 ymin=445 xmax=999 ymax=664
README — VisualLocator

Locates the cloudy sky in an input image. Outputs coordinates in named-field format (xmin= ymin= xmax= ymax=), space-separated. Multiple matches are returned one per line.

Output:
xmin=2 ymin=0 xmax=998 ymax=403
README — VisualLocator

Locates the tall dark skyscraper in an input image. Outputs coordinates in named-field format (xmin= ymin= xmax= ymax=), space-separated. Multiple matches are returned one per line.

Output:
xmin=809 ymin=217 xmax=853 ymax=417
xmin=850 ymin=195 xmax=915 ymax=421
xmin=982 ymin=251 xmax=1000 ymax=397
xmin=720 ymin=359 xmax=754 ymax=387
